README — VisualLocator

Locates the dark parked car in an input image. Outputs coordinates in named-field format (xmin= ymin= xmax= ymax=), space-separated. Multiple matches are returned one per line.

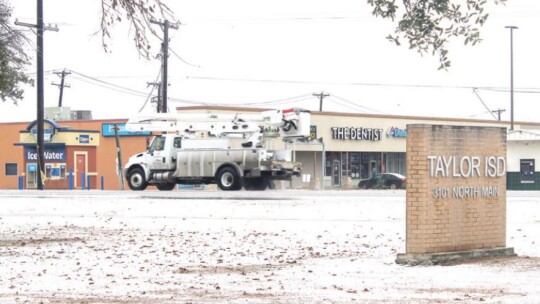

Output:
xmin=358 ymin=173 xmax=406 ymax=189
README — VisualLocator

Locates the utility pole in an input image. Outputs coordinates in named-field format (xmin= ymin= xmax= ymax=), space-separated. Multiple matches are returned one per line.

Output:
xmin=113 ymin=124 xmax=125 ymax=190
xmin=52 ymin=69 xmax=71 ymax=107
xmin=505 ymin=25 xmax=518 ymax=131
xmin=313 ymin=91 xmax=330 ymax=112
xmin=147 ymin=82 xmax=162 ymax=111
xmin=150 ymin=19 xmax=179 ymax=113
xmin=15 ymin=3 xmax=58 ymax=190
xmin=492 ymin=108 xmax=506 ymax=121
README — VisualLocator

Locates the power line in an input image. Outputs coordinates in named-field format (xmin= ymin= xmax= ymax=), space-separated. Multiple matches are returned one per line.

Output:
xmin=240 ymin=94 xmax=313 ymax=106
xmin=167 ymin=94 xmax=314 ymax=108
xmin=27 ymin=69 xmax=357 ymax=111
xmin=55 ymin=70 xmax=317 ymax=109
xmin=187 ymin=75 xmax=540 ymax=93
xmin=68 ymin=75 xmax=145 ymax=96
xmin=69 ymin=70 xmax=150 ymax=96
xmin=168 ymin=47 xmax=200 ymax=68
xmin=329 ymin=94 xmax=384 ymax=114
xmin=183 ymin=15 xmax=380 ymax=25
xmin=472 ymin=88 xmax=498 ymax=120
xmin=468 ymin=110 xmax=492 ymax=118
xmin=138 ymin=69 xmax=162 ymax=113
xmin=25 ymin=69 xmax=56 ymax=76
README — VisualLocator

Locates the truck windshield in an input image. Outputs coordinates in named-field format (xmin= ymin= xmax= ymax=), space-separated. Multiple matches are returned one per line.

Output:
xmin=149 ymin=136 xmax=166 ymax=152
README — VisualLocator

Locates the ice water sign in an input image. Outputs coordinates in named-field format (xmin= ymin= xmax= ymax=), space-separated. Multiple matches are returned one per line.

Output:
xmin=25 ymin=146 xmax=66 ymax=162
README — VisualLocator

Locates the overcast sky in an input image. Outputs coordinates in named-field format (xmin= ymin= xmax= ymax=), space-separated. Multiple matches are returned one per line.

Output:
xmin=2 ymin=0 xmax=540 ymax=124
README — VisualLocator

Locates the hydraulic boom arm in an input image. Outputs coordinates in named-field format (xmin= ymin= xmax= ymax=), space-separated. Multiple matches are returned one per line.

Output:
xmin=126 ymin=108 xmax=311 ymax=143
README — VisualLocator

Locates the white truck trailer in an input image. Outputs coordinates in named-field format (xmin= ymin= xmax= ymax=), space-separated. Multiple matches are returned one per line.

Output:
xmin=123 ymin=108 xmax=311 ymax=191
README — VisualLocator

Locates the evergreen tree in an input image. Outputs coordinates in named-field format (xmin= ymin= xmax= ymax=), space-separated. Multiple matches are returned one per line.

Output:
xmin=0 ymin=0 xmax=32 ymax=103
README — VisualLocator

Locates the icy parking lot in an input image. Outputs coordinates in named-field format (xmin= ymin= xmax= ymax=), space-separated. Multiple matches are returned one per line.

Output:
xmin=0 ymin=190 xmax=539 ymax=303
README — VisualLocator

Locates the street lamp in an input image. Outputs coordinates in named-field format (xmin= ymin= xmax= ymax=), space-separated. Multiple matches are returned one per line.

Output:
xmin=505 ymin=25 xmax=518 ymax=131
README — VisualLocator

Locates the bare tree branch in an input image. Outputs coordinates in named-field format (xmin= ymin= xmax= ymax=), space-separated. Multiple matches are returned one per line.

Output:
xmin=99 ymin=0 xmax=175 ymax=58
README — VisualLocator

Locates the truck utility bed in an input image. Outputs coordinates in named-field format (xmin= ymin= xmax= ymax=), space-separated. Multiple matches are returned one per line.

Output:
xmin=174 ymin=148 xmax=299 ymax=179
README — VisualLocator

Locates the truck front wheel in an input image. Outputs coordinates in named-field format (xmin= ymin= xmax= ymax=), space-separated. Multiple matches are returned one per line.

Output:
xmin=127 ymin=168 xmax=148 ymax=191
xmin=217 ymin=167 xmax=242 ymax=191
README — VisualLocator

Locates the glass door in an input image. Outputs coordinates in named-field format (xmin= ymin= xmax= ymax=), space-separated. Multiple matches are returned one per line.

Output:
xmin=26 ymin=163 xmax=37 ymax=189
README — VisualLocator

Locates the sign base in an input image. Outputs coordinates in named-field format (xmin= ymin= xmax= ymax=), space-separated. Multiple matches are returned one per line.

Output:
xmin=396 ymin=247 xmax=516 ymax=266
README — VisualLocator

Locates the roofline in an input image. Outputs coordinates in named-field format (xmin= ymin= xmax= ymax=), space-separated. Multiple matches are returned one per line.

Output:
xmin=14 ymin=142 xmax=66 ymax=147
xmin=0 ymin=118 xmax=129 ymax=125
xmin=176 ymin=106 xmax=540 ymax=127
xmin=19 ymin=129 xmax=100 ymax=134
xmin=57 ymin=118 xmax=129 ymax=124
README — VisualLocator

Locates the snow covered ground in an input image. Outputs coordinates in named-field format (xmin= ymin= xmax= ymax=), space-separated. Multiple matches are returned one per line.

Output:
xmin=0 ymin=190 xmax=538 ymax=303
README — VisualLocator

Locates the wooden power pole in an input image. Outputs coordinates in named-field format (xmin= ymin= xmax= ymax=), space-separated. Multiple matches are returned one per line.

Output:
xmin=52 ymin=69 xmax=71 ymax=107
xmin=150 ymin=19 xmax=179 ymax=113
xmin=15 ymin=4 xmax=58 ymax=190
xmin=313 ymin=91 xmax=330 ymax=112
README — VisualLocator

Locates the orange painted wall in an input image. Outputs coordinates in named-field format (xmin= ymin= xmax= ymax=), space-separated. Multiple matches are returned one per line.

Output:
xmin=0 ymin=119 xmax=149 ymax=190
xmin=67 ymin=120 xmax=148 ymax=190
xmin=0 ymin=122 xmax=27 ymax=189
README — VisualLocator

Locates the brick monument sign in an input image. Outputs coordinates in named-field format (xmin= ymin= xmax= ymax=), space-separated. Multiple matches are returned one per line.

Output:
xmin=396 ymin=125 xmax=515 ymax=265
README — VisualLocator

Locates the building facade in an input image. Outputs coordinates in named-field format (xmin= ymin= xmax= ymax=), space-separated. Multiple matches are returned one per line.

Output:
xmin=1 ymin=119 xmax=149 ymax=190
xmin=1 ymin=106 xmax=539 ymax=190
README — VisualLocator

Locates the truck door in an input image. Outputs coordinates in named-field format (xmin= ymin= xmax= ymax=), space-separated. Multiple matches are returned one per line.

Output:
xmin=147 ymin=136 xmax=171 ymax=170
xmin=170 ymin=137 xmax=182 ymax=170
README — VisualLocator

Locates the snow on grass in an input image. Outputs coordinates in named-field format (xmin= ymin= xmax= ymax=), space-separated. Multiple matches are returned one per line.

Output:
xmin=0 ymin=190 xmax=538 ymax=303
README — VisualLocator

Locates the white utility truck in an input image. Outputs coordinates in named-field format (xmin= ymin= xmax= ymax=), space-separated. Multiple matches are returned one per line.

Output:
xmin=123 ymin=108 xmax=311 ymax=191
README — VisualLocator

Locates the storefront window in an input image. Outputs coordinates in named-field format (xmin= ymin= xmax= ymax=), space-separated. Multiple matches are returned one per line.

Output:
xmin=325 ymin=152 xmax=332 ymax=176
xmin=324 ymin=152 xmax=406 ymax=179
xmin=45 ymin=164 xmax=52 ymax=178
xmin=45 ymin=163 xmax=67 ymax=179
xmin=384 ymin=152 xmax=406 ymax=175
xmin=361 ymin=152 xmax=382 ymax=178
xmin=5 ymin=163 xmax=17 ymax=176
xmin=341 ymin=152 xmax=348 ymax=177
xmin=349 ymin=153 xmax=361 ymax=179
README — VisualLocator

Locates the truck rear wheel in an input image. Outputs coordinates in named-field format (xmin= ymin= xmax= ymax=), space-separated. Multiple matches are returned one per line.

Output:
xmin=156 ymin=183 xmax=175 ymax=191
xmin=217 ymin=167 xmax=242 ymax=191
xmin=244 ymin=178 xmax=268 ymax=191
xmin=127 ymin=168 xmax=148 ymax=191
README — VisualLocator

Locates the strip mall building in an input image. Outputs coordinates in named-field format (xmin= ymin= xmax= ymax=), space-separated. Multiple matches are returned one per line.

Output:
xmin=1 ymin=106 xmax=539 ymax=190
